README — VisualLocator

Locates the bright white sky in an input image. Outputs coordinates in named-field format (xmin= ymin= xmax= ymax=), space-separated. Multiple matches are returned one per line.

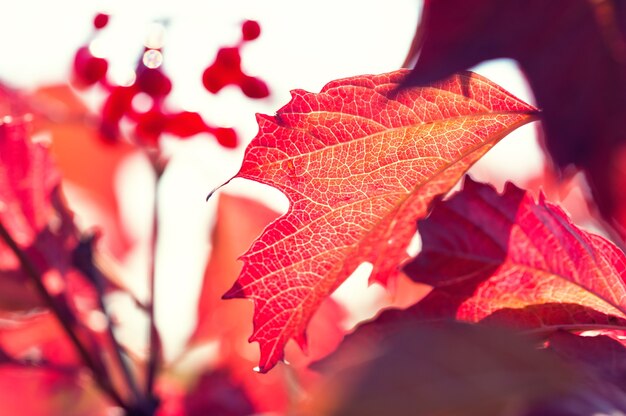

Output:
xmin=0 ymin=0 xmax=544 ymax=358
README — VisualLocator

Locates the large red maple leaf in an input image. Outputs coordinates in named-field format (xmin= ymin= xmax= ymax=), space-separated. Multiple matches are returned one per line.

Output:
xmin=403 ymin=0 xmax=626 ymax=229
xmin=218 ymin=69 xmax=537 ymax=371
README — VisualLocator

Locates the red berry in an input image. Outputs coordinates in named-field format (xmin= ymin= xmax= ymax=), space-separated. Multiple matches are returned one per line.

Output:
xmin=214 ymin=127 xmax=238 ymax=148
xmin=93 ymin=13 xmax=109 ymax=30
xmin=135 ymin=110 xmax=167 ymax=146
xmin=100 ymin=85 xmax=138 ymax=141
xmin=165 ymin=112 xmax=209 ymax=138
xmin=215 ymin=47 xmax=241 ymax=69
xmin=239 ymin=76 xmax=269 ymax=99
xmin=136 ymin=68 xmax=172 ymax=98
xmin=102 ymin=86 xmax=137 ymax=122
xmin=241 ymin=20 xmax=261 ymax=41
xmin=72 ymin=46 xmax=108 ymax=88
xmin=202 ymin=66 xmax=227 ymax=93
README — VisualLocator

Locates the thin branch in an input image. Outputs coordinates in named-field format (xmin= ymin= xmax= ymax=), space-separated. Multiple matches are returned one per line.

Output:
xmin=145 ymin=155 xmax=164 ymax=397
xmin=79 ymin=244 xmax=144 ymax=406
xmin=0 ymin=221 xmax=127 ymax=409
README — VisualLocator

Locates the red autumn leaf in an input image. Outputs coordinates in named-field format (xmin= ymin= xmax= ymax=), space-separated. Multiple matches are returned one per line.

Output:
xmin=190 ymin=193 xmax=280 ymax=347
xmin=0 ymin=366 xmax=109 ymax=416
xmin=0 ymin=119 xmax=85 ymax=310
xmin=33 ymin=85 xmax=136 ymax=257
xmin=0 ymin=118 xmax=59 ymax=310
xmin=0 ymin=118 xmax=59 ymax=244
xmin=523 ymin=332 xmax=626 ymax=414
xmin=218 ymin=69 xmax=537 ymax=372
xmin=403 ymin=0 xmax=626 ymax=229
xmin=548 ymin=332 xmax=626 ymax=391
xmin=183 ymin=370 xmax=256 ymax=416
xmin=0 ymin=82 xmax=136 ymax=257
xmin=306 ymin=321 xmax=575 ymax=416
xmin=0 ymin=312 xmax=79 ymax=366
xmin=0 ymin=117 xmax=122 ymax=377
xmin=403 ymin=177 xmax=626 ymax=332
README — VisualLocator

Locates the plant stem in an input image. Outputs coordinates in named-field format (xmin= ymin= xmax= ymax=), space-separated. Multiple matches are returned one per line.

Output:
xmin=96 ymin=281 xmax=145 ymax=405
xmin=0 ymin=221 xmax=127 ymax=409
xmin=145 ymin=156 xmax=164 ymax=397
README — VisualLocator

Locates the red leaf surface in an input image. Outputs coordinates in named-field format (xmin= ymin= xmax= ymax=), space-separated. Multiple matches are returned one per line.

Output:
xmin=219 ymin=69 xmax=537 ymax=371
xmin=0 ymin=82 xmax=135 ymax=257
xmin=0 ymin=118 xmax=59 ymax=245
xmin=548 ymin=332 xmax=626 ymax=391
xmin=33 ymin=85 xmax=136 ymax=257
xmin=306 ymin=321 xmax=575 ymax=416
xmin=0 ymin=366 xmax=109 ymax=416
xmin=0 ymin=118 xmax=59 ymax=310
xmin=190 ymin=193 xmax=280 ymax=346
xmin=403 ymin=0 xmax=626 ymax=229
xmin=403 ymin=177 xmax=626 ymax=332
xmin=524 ymin=332 xmax=626 ymax=414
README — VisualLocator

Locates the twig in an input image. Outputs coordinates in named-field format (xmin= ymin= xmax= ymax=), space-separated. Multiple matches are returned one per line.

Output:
xmin=0 ymin=221 xmax=127 ymax=409
xmin=145 ymin=155 xmax=164 ymax=396
xmin=75 ymin=238 xmax=145 ymax=407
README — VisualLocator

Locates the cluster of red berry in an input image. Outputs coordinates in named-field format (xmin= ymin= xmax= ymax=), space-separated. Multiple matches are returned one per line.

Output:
xmin=71 ymin=13 xmax=269 ymax=149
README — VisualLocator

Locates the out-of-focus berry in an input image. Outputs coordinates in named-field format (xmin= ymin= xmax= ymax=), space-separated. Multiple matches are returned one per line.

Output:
xmin=72 ymin=47 xmax=108 ymax=88
xmin=93 ymin=13 xmax=109 ymax=30
xmin=136 ymin=68 xmax=172 ymax=98
xmin=241 ymin=20 xmax=261 ymax=41
xmin=240 ymin=76 xmax=269 ymax=99
xmin=214 ymin=127 xmax=238 ymax=148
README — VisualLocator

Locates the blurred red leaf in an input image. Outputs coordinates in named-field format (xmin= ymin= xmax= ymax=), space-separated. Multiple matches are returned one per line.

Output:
xmin=307 ymin=321 xmax=575 ymax=416
xmin=403 ymin=177 xmax=626 ymax=332
xmin=0 ymin=118 xmax=60 ymax=311
xmin=521 ymin=332 xmax=626 ymax=415
xmin=183 ymin=370 xmax=255 ymax=416
xmin=190 ymin=193 xmax=280 ymax=346
xmin=548 ymin=332 xmax=626 ymax=390
xmin=0 ymin=311 xmax=114 ymax=415
xmin=404 ymin=0 xmax=626 ymax=229
xmin=0 ymin=312 xmax=79 ymax=366
xmin=0 ymin=82 xmax=136 ymax=257
xmin=0 ymin=366 xmax=109 ymax=416
xmin=190 ymin=194 xmax=346 ymax=413
xmin=0 ymin=118 xmax=122 ymax=397
xmin=34 ymin=85 xmax=136 ymax=257
xmin=220 ymin=69 xmax=537 ymax=372
xmin=0 ymin=118 xmax=59 ymax=243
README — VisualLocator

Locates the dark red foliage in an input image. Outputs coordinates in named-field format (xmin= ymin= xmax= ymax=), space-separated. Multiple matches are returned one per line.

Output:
xmin=183 ymin=371 xmax=255 ymax=416
xmin=403 ymin=0 xmax=626 ymax=230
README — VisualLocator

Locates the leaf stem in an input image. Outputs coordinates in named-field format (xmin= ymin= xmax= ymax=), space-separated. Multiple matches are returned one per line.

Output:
xmin=0 ymin=220 xmax=127 ymax=409
xmin=145 ymin=155 xmax=164 ymax=397
xmin=86 ymin=256 xmax=145 ymax=407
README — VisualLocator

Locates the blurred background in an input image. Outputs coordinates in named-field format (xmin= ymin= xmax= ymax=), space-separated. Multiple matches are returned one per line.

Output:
xmin=0 ymin=0 xmax=543 ymax=361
